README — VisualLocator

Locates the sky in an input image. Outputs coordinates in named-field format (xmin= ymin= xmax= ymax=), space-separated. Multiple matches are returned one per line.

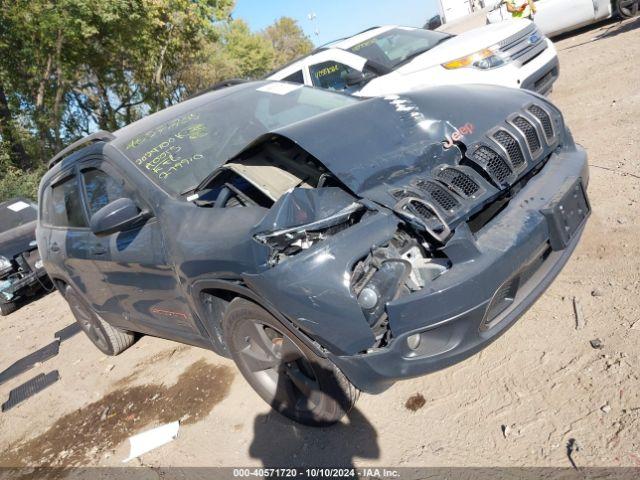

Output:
xmin=233 ymin=0 xmax=440 ymax=46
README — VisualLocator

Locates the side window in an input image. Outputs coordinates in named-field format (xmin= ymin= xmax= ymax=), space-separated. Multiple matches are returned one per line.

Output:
xmin=81 ymin=168 xmax=127 ymax=216
xmin=282 ymin=70 xmax=304 ymax=84
xmin=309 ymin=61 xmax=357 ymax=91
xmin=49 ymin=176 xmax=87 ymax=228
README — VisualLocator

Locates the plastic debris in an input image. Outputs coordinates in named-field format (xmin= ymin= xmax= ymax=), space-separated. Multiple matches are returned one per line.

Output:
xmin=573 ymin=297 xmax=585 ymax=330
xmin=123 ymin=421 xmax=179 ymax=462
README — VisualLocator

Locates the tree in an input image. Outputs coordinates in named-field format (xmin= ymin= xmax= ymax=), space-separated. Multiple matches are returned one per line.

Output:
xmin=263 ymin=17 xmax=313 ymax=69
xmin=0 ymin=0 xmax=236 ymax=167
xmin=0 ymin=1 xmax=307 ymax=202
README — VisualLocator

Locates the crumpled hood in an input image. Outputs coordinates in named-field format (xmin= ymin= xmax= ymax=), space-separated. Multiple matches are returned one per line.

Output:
xmin=272 ymin=84 xmax=559 ymax=201
xmin=0 ymin=221 xmax=37 ymax=258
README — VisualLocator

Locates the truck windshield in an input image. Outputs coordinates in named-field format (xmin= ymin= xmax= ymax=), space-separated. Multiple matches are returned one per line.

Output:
xmin=346 ymin=28 xmax=451 ymax=70
xmin=0 ymin=200 xmax=37 ymax=233
xmin=117 ymin=83 xmax=358 ymax=196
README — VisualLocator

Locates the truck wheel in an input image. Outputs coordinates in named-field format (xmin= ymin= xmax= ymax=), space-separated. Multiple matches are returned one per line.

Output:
xmin=64 ymin=285 xmax=135 ymax=355
xmin=223 ymin=298 xmax=359 ymax=426
xmin=0 ymin=301 xmax=18 ymax=316
xmin=617 ymin=0 xmax=639 ymax=18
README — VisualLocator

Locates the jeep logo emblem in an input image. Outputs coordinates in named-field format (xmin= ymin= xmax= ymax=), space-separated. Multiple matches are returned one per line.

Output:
xmin=443 ymin=123 xmax=474 ymax=149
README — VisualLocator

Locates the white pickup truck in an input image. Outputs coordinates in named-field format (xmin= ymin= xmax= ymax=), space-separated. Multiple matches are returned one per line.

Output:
xmin=268 ymin=23 xmax=559 ymax=97
xmin=487 ymin=0 xmax=639 ymax=37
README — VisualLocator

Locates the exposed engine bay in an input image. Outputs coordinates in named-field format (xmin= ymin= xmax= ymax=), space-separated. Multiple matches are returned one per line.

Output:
xmin=189 ymin=88 xmax=581 ymax=356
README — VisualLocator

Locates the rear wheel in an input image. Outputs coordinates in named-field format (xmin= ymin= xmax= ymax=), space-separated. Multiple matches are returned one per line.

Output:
xmin=223 ymin=298 xmax=359 ymax=426
xmin=617 ymin=0 xmax=639 ymax=18
xmin=64 ymin=285 xmax=135 ymax=355
xmin=0 ymin=301 xmax=17 ymax=316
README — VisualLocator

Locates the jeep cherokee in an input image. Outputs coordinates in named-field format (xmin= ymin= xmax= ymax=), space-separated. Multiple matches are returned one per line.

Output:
xmin=37 ymin=81 xmax=590 ymax=425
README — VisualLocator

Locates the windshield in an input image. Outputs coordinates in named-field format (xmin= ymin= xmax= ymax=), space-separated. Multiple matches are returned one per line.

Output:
xmin=0 ymin=200 xmax=37 ymax=233
xmin=346 ymin=27 xmax=451 ymax=70
xmin=119 ymin=83 xmax=358 ymax=195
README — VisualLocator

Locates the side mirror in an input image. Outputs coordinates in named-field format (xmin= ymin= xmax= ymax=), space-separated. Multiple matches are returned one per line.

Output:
xmin=90 ymin=198 xmax=151 ymax=236
xmin=345 ymin=70 xmax=365 ymax=86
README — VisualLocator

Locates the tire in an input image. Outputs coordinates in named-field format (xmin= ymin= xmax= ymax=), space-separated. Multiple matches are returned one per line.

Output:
xmin=0 ymin=301 xmax=18 ymax=316
xmin=64 ymin=285 xmax=135 ymax=355
xmin=223 ymin=298 xmax=359 ymax=426
xmin=616 ymin=0 xmax=640 ymax=18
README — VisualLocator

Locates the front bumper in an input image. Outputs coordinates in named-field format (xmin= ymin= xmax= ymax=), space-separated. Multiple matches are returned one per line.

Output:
xmin=0 ymin=255 xmax=48 ymax=304
xmin=330 ymin=145 xmax=589 ymax=393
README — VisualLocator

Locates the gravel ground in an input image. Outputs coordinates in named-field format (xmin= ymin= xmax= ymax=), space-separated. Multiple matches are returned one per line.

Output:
xmin=1 ymin=17 xmax=639 ymax=470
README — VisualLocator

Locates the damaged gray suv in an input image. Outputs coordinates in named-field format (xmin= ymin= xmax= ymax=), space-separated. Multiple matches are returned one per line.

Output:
xmin=37 ymin=81 xmax=590 ymax=425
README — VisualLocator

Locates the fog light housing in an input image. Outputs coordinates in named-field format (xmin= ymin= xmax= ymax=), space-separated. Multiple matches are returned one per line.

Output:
xmin=407 ymin=333 xmax=421 ymax=350
xmin=357 ymin=286 xmax=379 ymax=310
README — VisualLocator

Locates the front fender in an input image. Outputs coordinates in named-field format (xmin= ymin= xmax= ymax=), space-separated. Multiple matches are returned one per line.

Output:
xmin=243 ymin=213 xmax=400 ymax=355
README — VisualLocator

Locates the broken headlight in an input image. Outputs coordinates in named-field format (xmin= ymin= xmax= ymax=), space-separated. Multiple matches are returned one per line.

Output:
xmin=353 ymin=259 xmax=409 ymax=332
xmin=254 ymin=202 xmax=365 ymax=266
xmin=0 ymin=256 xmax=12 ymax=277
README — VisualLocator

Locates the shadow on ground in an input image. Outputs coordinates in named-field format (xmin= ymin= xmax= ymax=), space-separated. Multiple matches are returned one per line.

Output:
xmin=249 ymin=407 xmax=379 ymax=468
xmin=555 ymin=15 xmax=640 ymax=50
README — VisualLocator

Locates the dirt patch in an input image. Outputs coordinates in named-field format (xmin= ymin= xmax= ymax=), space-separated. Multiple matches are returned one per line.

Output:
xmin=0 ymin=359 xmax=233 ymax=467
xmin=405 ymin=394 xmax=426 ymax=412
xmin=111 ymin=345 xmax=192 ymax=389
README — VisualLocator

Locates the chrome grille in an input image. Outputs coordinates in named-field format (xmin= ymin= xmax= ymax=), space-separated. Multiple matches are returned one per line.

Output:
xmin=437 ymin=168 xmax=481 ymax=198
xmin=493 ymin=130 xmax=526 ymax=169
xmin=414 ymin=179 xmax=460 ymax=211
xmin=528 ymin=105 xmax=554 ymax=139
xmin=472 ymin=146 xmax=513 ymax=185
xmin=499 ymin=25 xmax=547 ymax=65
xmin=512 ymin=116 xmax=541 ymax=153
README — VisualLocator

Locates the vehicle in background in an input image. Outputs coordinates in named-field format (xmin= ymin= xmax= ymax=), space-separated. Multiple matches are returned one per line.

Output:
xmin=38 ymin=80 xmax=589 ymax=426
xmin=267 ymin=23 xmax=559 ymax=97
xmin=0 ymin=198 xmax=50 ymax=315
xmin=487 ymin=0 xmax=639 ymax=37
xmin=424 ymin=14 xmax=443 ymax=30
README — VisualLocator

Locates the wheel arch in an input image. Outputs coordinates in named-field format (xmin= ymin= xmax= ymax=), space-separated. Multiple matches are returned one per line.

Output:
xmin=191 ymin=279 xmax=327 ymax=359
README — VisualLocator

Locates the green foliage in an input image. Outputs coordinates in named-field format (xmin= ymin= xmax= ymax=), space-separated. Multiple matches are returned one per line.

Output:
xmin=0 ymin=2 xmax=312 ymax=198
xmin=263 ymin=17 xmax=314 ymax=68
xmin=0 ymin=143 xmax=46 ymax=202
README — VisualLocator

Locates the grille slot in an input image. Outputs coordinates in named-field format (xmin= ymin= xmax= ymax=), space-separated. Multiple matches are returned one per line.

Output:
xmin=392 ymin=189 xmax=434 ymax=220
xmin=410 ymin=201 xmax=436 ymax=221
xmin=481 ymin=277 xmax=520 ymax=331
xmin=493 ymin=129 xmax=526 ymax=169
xmin=512 ymin=116 xmax=541 ymax=153
xmin=472 ymin=146 xmax=513 ymax=185
xmin=437 ymin=168 xmax=481 ymax=198
xmin=528 ymin=105 xmax=554 ymax=139
xmin=414 ymin=179 xmax=460 ymax=211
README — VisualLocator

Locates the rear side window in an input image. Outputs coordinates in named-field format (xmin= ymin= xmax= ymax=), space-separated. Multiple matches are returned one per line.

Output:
xmin=309 ymin=61 xmax=357 ymax=91
xmin=82 ymin=168 xmax=126 ymax=216
xmin=47 ymin=176 xmax=87 ymax=228
xmin=282 ymin=70 xmax=304 ymax=84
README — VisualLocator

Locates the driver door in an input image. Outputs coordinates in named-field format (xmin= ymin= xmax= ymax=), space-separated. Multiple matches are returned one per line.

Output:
xmin=78 ymin=159 xmax=198 ymax=340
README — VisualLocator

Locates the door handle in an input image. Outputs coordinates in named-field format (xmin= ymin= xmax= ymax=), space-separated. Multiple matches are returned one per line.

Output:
xmin=50 ymin=243 xmax=60 ymax=253
xmin=90 ymin=244 xmax=107 ymax=256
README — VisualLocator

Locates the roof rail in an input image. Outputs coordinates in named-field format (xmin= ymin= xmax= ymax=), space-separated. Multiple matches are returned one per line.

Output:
xmin=48 ymin=130 xmax=115 ymax=169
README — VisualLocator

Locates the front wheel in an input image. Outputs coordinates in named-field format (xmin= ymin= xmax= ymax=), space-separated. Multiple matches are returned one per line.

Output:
xmin=64 ymin=285 xmax=135 ymax=355
xmin=617 ymin=0 xmax=640 ymax=18
xmin=223 ymin=298 xmax=359 ymax=426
